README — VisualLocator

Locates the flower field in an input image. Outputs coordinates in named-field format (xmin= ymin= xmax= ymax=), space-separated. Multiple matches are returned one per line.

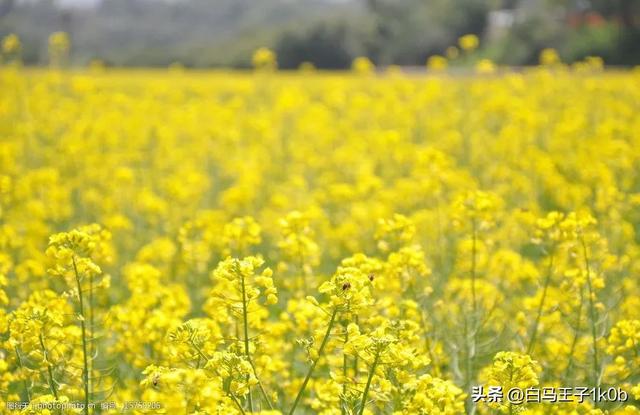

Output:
xmin=1 ymin=66 xmax=640 ymax=414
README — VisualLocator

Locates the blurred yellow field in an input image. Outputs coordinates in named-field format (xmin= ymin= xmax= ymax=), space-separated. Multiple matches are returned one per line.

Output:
xmin=1 ymin=66 xmax=640 ymax=414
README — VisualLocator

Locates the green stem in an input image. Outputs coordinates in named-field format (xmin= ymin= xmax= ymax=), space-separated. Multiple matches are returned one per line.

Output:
xmin=465 ymin=219 xmax=479 ymax=415
xmin=419 ymin=310 xmax=440 ymax=377
xmin=247 ymin=359 xmax=275 ymax=410
xmin=238 ymin=263 xmax=254 ymax=413
xmin=288 ymin=307 xmax=338 ymax=415
xmin=237 ymin=267 xmax=274 ymax=411
xmin=230 ymin=392 xmax=247 ymax=415
xmin=72 ymin=256 xmax=90 ymax=415
xmin=89 ymin=268 xmax=94 ymax=403
xmin=580 ymin=236 xmax=600 ymax=394
xmin=353 ymin=316 xmax=359 ymax=377
xmin=358 ymin=349 xmax=380 ymax=415
xmin=563 ymin=286 xmax=584 ymax=383
xmin=470 ymin=218 xmax=477 ymax=318
xmin=463 ymin=316 xmax=475 ymax=415
xmin=527 ymin=249 xmax=554 ymax=355
xmin=39 ymin=333 xmax=59 ymax=400
xmin=14 ymin=347 xmax=32 ymax=402
xmin=341 ymin=324 xmax=348 ymax=415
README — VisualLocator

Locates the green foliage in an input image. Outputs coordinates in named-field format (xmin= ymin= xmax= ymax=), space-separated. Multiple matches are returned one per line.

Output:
xmin=562 ymin=24 xmax=621 ymax=63
xmin=275 ymin=21 xmax=360 ymax=69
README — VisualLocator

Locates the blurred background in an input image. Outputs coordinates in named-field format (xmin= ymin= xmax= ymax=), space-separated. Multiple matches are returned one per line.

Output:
xmin=1 ymin=0 xmax=639 ymax=68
